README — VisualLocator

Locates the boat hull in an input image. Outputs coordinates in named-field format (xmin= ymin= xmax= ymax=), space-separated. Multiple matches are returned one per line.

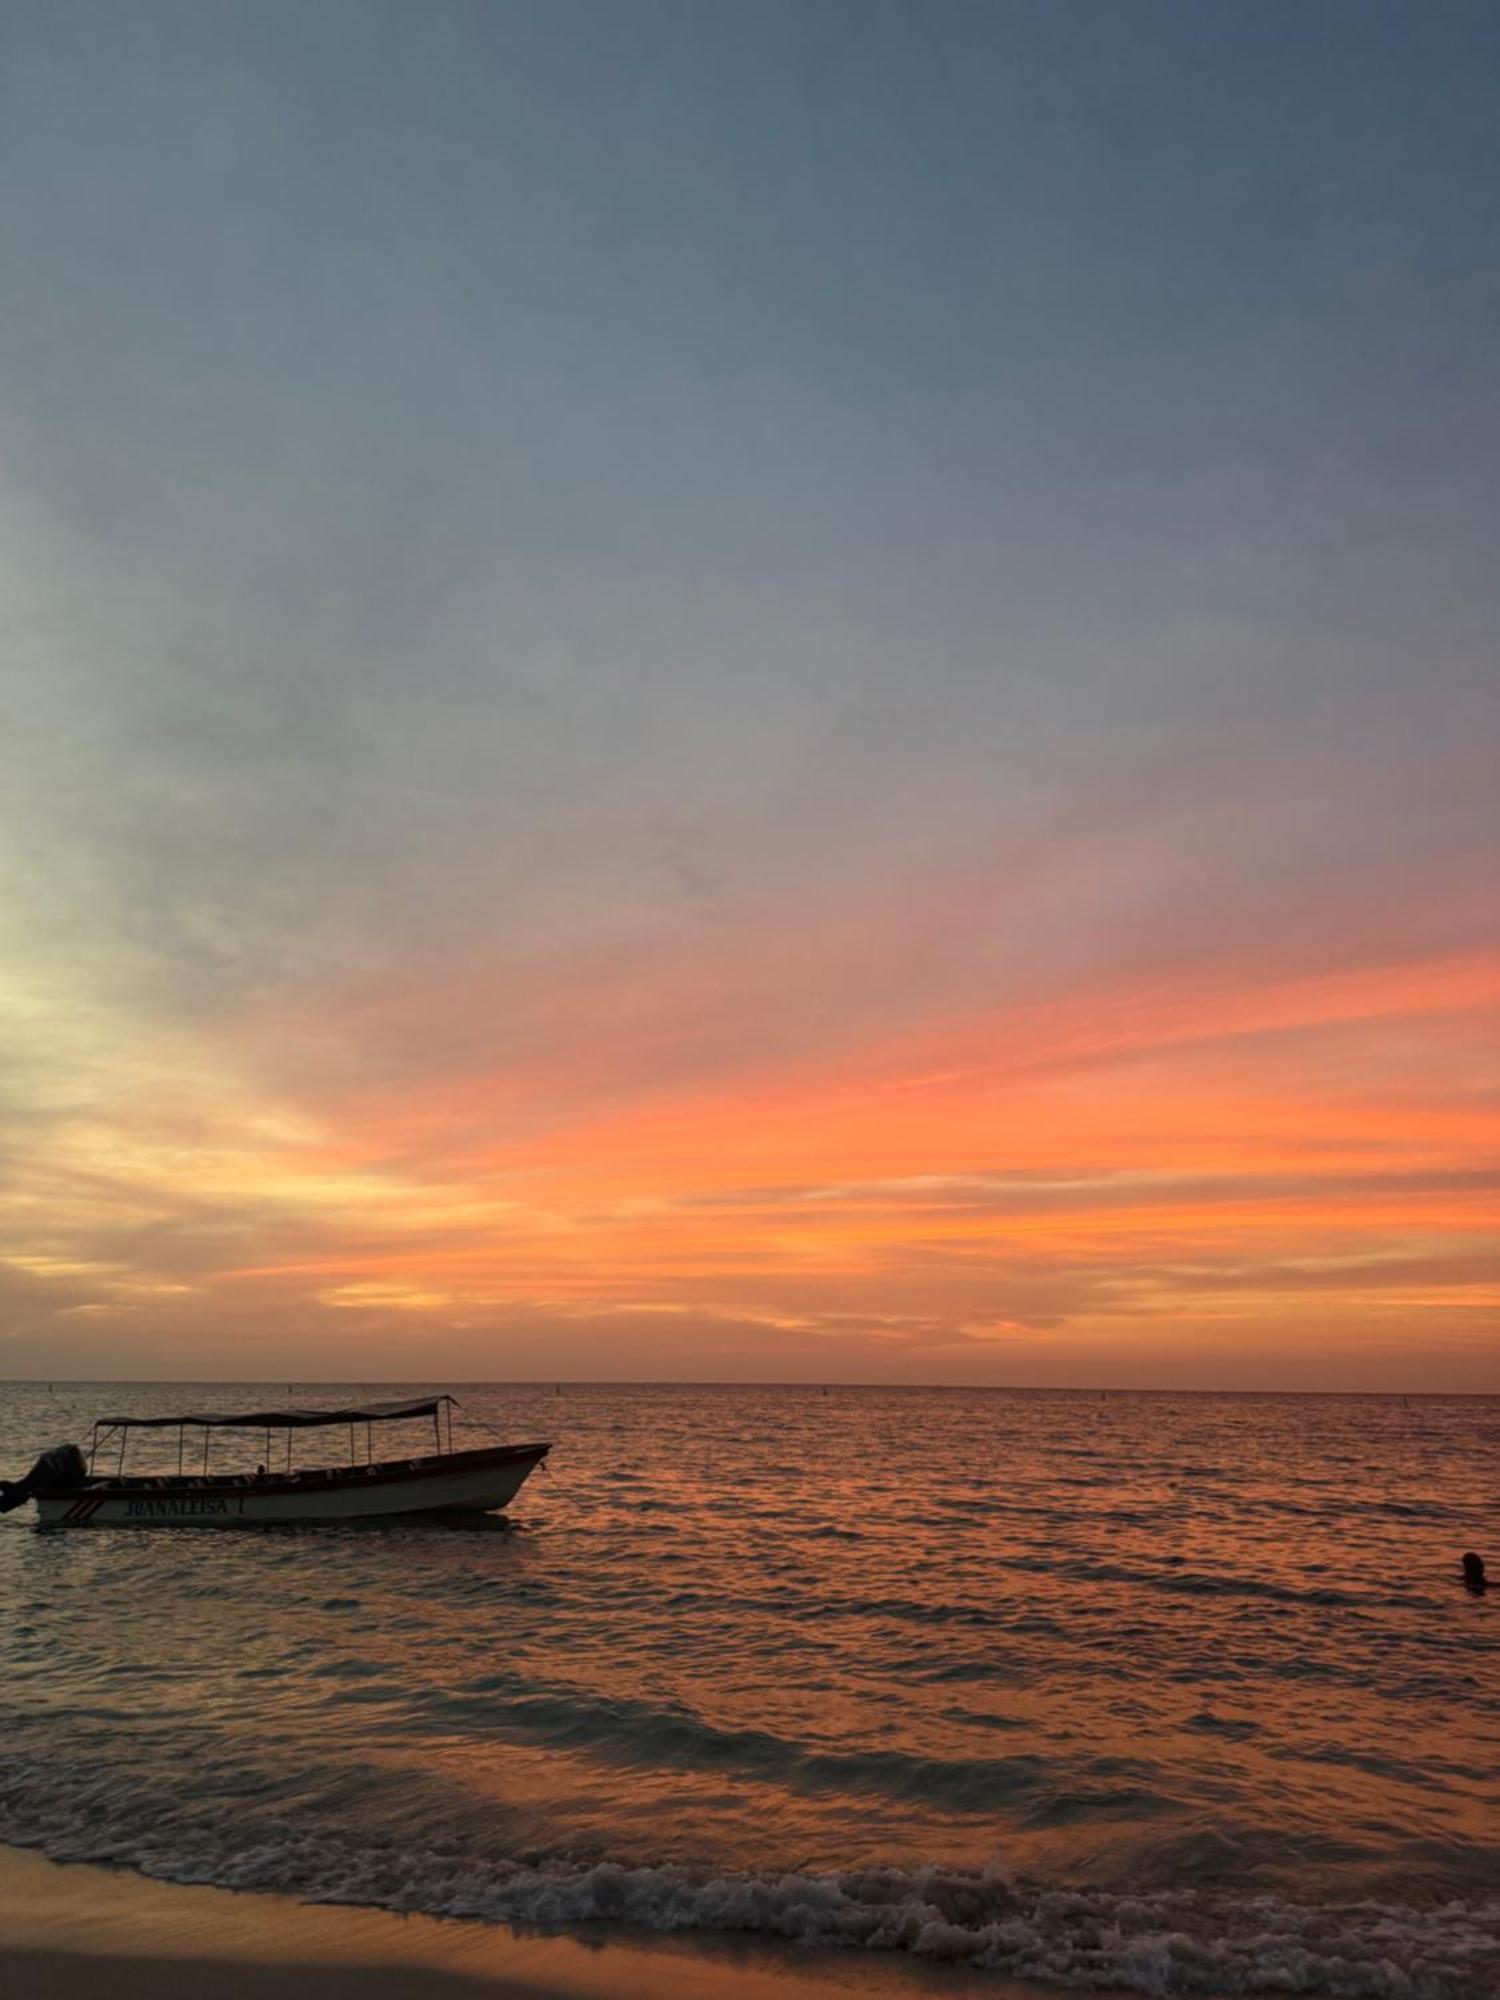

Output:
xmin=33 ymin=1443 xmax=550 ymax=1527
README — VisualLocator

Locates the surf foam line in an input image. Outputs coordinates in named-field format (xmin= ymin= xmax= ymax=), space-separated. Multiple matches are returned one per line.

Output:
xmin=0 ymin=1750 xmax=1495 ymax=1998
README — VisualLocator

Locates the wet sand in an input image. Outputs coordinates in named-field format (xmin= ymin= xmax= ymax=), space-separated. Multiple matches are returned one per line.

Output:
xmin=0 ymin=1844 xmax=1044 ymax=2000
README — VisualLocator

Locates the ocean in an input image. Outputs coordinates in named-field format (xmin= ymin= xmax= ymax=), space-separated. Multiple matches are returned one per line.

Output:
xmin=1 ymin=1383 xmax=1495 ymax=1996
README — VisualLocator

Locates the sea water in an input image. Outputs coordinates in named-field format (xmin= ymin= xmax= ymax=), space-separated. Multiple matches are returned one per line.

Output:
xmin=0 ymin=1384 xmax=1495 ymax=1996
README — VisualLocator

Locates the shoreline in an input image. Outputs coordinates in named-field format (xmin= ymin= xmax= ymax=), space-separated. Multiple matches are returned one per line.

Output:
xmin=0 ymin=1843 xmax=1045 ymax=2000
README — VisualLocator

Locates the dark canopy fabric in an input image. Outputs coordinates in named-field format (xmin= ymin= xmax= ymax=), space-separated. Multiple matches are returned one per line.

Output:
xmin=93 ymin=1396 xmax=457 ymax=1431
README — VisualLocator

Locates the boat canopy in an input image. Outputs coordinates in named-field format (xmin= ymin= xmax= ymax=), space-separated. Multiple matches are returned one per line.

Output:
xmin=92 ymin=1396 xmax=459 ymax=1432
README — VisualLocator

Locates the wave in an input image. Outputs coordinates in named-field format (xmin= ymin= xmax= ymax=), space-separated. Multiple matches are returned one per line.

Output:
xmin=420 ymin=1676 xmax=1063 ymax=1809
xmin=0 ymin=1748 xmax=1494 ymax=1997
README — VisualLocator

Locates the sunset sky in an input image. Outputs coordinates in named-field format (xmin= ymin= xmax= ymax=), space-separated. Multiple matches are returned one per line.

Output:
xmin=1 ymin=2 xmax=1496 ymax=1387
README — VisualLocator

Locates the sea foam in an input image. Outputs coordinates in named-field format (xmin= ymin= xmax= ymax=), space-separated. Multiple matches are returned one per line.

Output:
xmin=1 ymin=1747 xmax=1495 ymax=1998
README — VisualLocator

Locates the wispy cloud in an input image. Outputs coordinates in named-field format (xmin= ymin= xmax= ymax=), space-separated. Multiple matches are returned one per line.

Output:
xmin=1 ymin=5 xmax=1496 ymax=1383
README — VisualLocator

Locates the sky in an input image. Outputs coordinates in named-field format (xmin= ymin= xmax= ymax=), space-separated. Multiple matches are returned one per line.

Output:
xmin=0 ymin=1 xmax=1496 ymax=1387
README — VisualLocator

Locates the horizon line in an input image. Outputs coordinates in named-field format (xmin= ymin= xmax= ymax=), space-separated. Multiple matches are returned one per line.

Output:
xmin=1 ymin=1378 xmax=1493 ymax=1397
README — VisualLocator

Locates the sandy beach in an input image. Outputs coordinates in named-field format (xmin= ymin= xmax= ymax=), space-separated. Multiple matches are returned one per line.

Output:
xmin=0 ymin=1844 xmax=1046 ymax=2000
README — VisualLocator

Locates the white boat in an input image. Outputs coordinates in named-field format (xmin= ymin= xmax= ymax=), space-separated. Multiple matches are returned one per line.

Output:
xmin=0 ymin=1396 xmax=550 ymax=1527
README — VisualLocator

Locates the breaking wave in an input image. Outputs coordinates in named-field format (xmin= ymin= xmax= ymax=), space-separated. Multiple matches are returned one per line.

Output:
xmin=1 ymin=1748 xmax=1495 ymax=1998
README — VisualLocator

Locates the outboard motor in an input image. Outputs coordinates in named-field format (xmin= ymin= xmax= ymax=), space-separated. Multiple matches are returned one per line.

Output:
xmin=0 ymin=1443 xmax=88 ymax=1513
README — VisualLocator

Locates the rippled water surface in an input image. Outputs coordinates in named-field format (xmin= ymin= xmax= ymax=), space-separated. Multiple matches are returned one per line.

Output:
xmin=1 ymin=1384 xmax=1496 ymax=1995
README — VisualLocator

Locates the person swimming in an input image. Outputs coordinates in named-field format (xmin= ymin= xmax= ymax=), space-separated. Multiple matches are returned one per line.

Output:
xmin=1461 ymin=1552 xmax=1487 ymax=1593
